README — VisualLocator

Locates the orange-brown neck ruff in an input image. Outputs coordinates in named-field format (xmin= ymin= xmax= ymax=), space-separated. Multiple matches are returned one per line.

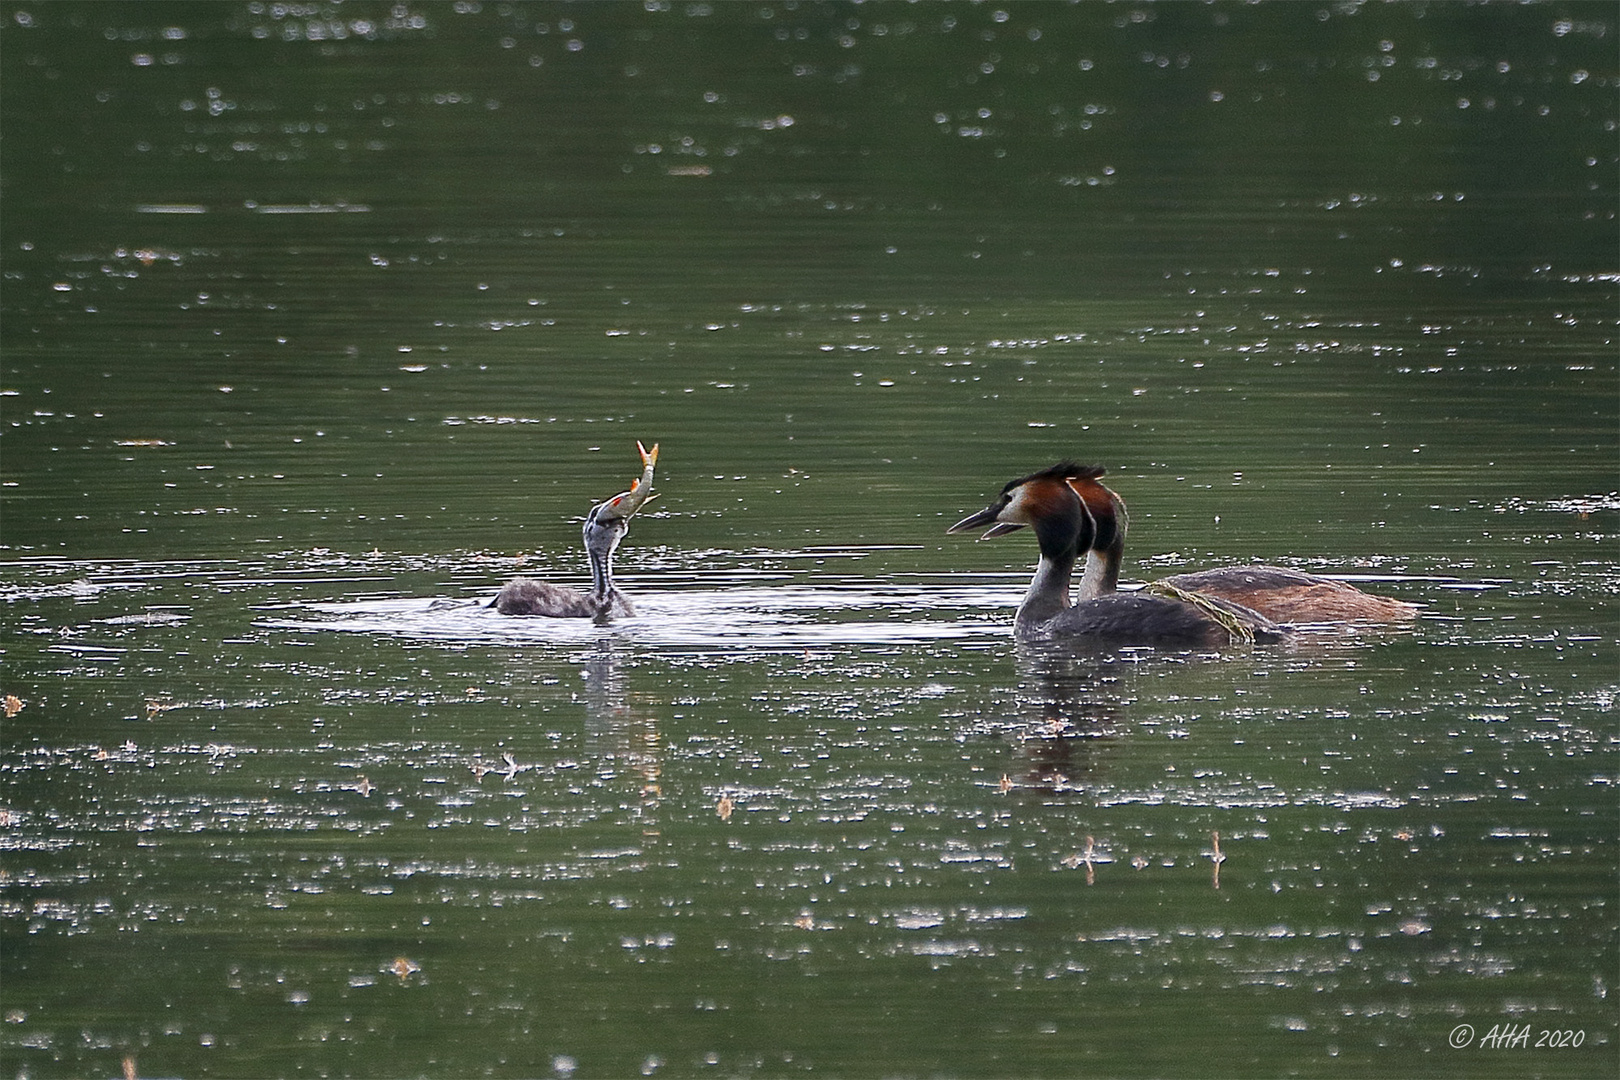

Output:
xmin=1066 ymin=474 xmax=1123 ymax=554
xmin=1009 ymin=476 xmax=1094 ymax=559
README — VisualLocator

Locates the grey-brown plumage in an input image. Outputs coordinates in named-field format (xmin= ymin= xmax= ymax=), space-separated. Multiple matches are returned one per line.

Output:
xmin=1156 ymin=565 xmax=1418 ymax=623
xmin=1041 ymin=591 xmax=1282 ymax=646
xmin=1063 ymin=470 xmax=1417 ymax=624
xmin=491 ymin=580 xmax=604 ymax=618
xmin=491 ymin=442 xmax=657 ymax=620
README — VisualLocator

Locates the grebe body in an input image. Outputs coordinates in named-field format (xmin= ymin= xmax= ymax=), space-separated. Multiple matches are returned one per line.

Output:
xmin=1063 ymin=470 xmax=1417 ymax=625
xmin=491 ymin=579 xmax=619 ymax=619
xmin=949 ymin=463 xmax=1283 ymax=647
xmin=1155 ymin=565 xmax=1418 ymax=624
xmin=1039 ymin=590 xmax=1282 ymax=647
xmin=491 ymin=442 xmax=659 ymax=620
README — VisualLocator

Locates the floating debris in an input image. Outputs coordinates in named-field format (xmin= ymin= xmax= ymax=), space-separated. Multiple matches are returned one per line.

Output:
xmin=3 ymin=695 xmax=22 ymax=718
xmin=96 ymin=612 xmax=189 ymax=626
xmin=1209 ymin=831 xmax=1227 ymax=890
xmin=716 ymin=794 xmax=735 ymax=821
xmin=1062 ymin=836 xmax=1107 ymax=885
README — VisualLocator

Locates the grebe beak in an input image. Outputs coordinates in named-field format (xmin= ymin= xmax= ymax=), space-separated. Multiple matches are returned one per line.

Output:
xmin=947 ymin=504 xmax=1026 ymax=539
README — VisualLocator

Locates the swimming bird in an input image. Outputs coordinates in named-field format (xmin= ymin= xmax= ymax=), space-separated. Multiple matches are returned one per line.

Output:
xmin=948 ymin=463 xmax=1284 ymax=646
xmin=1063 ymin=469 xmax=1418 ymax=624
xmin=491 ymin=441 xmax=659 ymax=619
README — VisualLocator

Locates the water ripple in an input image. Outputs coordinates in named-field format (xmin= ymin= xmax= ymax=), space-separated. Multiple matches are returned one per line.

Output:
xmin=264 ymin=583 xmax=1016 ymax=650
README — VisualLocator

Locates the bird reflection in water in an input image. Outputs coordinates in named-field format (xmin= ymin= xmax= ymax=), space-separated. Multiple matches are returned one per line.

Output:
xmin=983 ymin=641 xmax=1128 ymax=795
xmin=468 ymin=638 xmax=664 ymax=850
xmin=579 ymin=637 xmax=664 ymax=845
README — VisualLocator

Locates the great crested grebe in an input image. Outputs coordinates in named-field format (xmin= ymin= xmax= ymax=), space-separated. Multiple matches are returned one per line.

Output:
xmin=491 ymin=441 xmax=659 ymax=619
xmin=948 ymin=462 xmax=1284 ymax=646
xmin=1064 ymin=469 xmax=1418 ymax=624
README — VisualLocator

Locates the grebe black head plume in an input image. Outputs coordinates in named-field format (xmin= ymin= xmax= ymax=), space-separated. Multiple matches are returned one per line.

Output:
xmin=1005 ymin=461 xmax=1105 ymax=492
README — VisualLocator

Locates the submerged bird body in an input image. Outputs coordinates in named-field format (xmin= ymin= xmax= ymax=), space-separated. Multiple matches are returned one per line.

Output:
xmin=949 ymin=462 xmax=1283 ymax=646
xmin=490 ymin=550 xmax=635 ymax=619
xmin=491 ymin=442 xmax=659 ymax=619
xmin=491 ymin=581 xmax=608 ymax=619
xmin=1043 ymin=590 xmax=1276 ymax=646
xmin=1063 ymin=469 xmax=1417 ymax=625
xmin=1156 ymin=565 xmax=1418 ymax=624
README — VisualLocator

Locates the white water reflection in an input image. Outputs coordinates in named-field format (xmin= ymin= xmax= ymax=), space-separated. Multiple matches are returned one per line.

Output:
xmin=263 ymin=566 xmax=1460 ymax=652
xmin=267 ymin=581 xmax=1018 ymax=650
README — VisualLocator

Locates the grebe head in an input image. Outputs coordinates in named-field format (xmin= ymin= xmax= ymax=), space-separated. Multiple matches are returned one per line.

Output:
xmin=1063 ymin=469 xmax=1129 ymax=600
xmin=1065 ymin=469 xmax=1128 ymax=554
xmin=582 ymin=501 xmax=632 ymax=551
xmin=581 ymin=440 xmax=658 ymax=564
xmin=948 ymin=461 xmax=1102 ymax=556
xmin=581 ymin=441 xmax=660 ymax=600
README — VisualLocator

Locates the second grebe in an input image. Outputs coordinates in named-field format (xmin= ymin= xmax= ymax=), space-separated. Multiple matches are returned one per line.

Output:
xmin=491 ymin=441 xmax=659 ymax=619
xmin=1064 ymin=470 xmax=1418 ymax=624
xmin=948 ymin=463 xmax=1284 ymax=646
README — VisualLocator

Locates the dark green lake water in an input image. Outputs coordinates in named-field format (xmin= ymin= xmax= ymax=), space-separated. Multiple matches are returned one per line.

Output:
xmin=2 ymin=2 xmax=1616 ymax=1077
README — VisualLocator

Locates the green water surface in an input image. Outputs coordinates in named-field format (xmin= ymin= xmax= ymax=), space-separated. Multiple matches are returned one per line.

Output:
xmin=2 ymin=3 xmax=1615 ymax=1077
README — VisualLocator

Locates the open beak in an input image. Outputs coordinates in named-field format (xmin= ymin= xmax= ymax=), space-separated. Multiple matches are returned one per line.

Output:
xmin=947 ymin=504 xmax=1025 ymax=539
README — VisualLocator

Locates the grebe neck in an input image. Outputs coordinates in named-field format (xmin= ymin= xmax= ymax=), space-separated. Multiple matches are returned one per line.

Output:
xmin=1015 ymin=508 xmax=1087 ymax=633
xmin=582 ymin=514 xmax=627 ymax=605
xmin=1016 ymin=544 xmax=1077 ymax=633
xmin=1072 ymin=482 xmax=1127 ymax=602
xmin=1076 ymin=537 xmax=1122 ymax=601
xmin=587 ymin=543 xmax=614 ymax=598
